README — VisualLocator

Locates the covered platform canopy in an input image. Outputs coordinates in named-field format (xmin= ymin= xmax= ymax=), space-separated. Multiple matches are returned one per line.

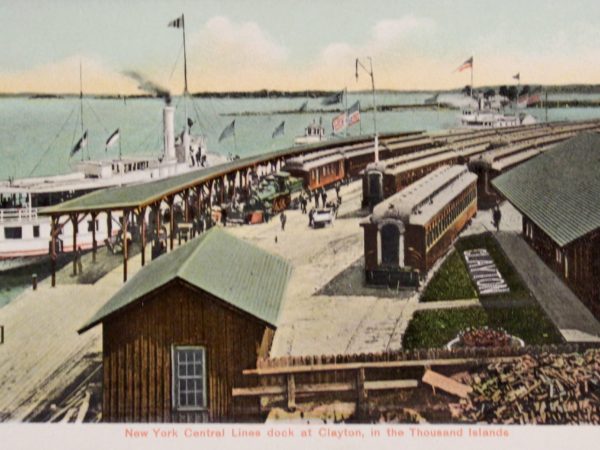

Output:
xmin=40 ymin=133 xmax=395 ymax=216
xmin=38 ymin=132 xmax=409 ymax=286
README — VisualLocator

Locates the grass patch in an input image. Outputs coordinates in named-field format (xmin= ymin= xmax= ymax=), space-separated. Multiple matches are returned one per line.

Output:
xmin=421 ymin=232 xmax=531 ymax=302
xmin=421 ymin=251 xmax=476 ymax=302
xmin=402 ymin=305 xmax=563 ymax=349
xmin=455 ymin=232 xmax=529 ymax=298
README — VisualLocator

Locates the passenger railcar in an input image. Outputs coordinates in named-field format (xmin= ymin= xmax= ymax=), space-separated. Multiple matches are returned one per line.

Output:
xmin=361 ymin=165 xmax=477 ymax=286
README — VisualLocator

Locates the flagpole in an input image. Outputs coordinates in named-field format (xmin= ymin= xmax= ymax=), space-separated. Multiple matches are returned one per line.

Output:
xmin=79 ymin=60 xmax=85 ymax=162
xmin=182 ymin=14 xmax=188 ymax=95
xmin=233 ymin=126 xmax=237 ymax=156
xmin=356 ymin=57 xmax=378 ymax=161
xmin=470 ymin=62 xmax=473 ymax=99
xmin=344 ymin=87 xmax=348 ymax=137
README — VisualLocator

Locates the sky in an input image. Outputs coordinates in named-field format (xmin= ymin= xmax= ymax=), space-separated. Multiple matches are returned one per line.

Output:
xmin=1 ymin=0 xmax=600 ymax=94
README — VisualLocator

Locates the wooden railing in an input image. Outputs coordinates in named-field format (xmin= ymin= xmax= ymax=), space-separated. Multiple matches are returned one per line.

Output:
xmin=0 ymin=208 xmax=38 ymax=223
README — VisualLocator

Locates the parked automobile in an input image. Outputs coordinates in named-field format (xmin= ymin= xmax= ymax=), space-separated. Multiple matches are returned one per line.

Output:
xmin=312 ymin=207 xmax=335 ymax=228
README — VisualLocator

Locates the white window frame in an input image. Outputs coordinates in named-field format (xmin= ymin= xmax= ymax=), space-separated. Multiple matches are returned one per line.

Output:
xmin=172 ymin=345 xmax=207 ymax=411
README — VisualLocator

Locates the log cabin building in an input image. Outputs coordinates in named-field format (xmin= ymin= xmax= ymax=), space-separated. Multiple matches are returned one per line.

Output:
xmin=361 ymin=165 xmax=477 ymax=286
xmin=493 ymin=132 xmax=600 ymax=320
xmin=78 ymin=227 xmax=292 ymax=423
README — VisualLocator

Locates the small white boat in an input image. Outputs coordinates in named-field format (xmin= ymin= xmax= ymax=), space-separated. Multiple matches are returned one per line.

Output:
xmin=295 ymin=119 xmax=327 ymax=145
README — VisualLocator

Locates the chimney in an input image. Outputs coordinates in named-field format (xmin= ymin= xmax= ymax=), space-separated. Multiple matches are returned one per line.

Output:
xmin=163 ymin=106 xmax=175 ymax=161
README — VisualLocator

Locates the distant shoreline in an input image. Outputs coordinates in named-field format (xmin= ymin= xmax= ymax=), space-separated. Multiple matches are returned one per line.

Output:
xmin=2 ymin=84 xmax=600 ymax=99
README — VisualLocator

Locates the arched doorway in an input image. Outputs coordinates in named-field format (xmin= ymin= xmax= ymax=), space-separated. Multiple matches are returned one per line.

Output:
xmin=381 ymin=224 xmax=400 ymax=266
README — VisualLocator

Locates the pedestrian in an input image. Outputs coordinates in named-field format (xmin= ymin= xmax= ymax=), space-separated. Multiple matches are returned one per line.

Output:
xmin=322 ymin=190 xmax=327 ymax=207
xmin=314 ymin=192 xmax=320 ymax=209
xmin=492 ymin=204 xmax=502 ymax=232
xmin=308 ymin=208 xmax=315 ymax=228
xmin=307 ymin=189 xmax=312 ymax=203
xmin=76 ymin=246 xmax=83 ymax=275
xmin=280 ymin=211 xmax=287 ymax=231
xmin=335 ymin=181 xmax=341 ymax=200
xmin=300 ymin=195 xmax=306 ymax=214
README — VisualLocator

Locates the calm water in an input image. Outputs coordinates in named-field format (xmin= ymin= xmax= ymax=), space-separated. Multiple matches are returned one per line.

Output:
xmin=2 ymin=92 xmax=600 ymax=180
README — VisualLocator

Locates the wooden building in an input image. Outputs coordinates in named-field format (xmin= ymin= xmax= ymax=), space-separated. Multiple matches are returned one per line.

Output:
xmin=361 ymin=165 xmax=477 ymax=286
xmin=78 ymin=228 xmax=292 ymax=423
xmin=493 ymin=132 xmax=600 ymax=320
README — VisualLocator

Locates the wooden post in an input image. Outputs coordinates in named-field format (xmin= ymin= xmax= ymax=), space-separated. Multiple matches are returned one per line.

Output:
xmin=184 ymin=190 xmax=190 ymax=223
xmin=196 ymin=185 xmax=202 ymax=215
xmin=286 ymin=374 xmax=297 ymax=411
xmin=123 ymin=209 xmax=129 ymax=282
xmin=140 ymin=207 xmax=147 ymax=267
xmin=220 ymin=176 xmax=225 ymax=205
xmin=168 ymin=197 xmax=175 ymax=251
xmin=107 ymin=210 xmax=113 ymax=239
xmin=50 ymin=216 xmax=57 ymax=288
xmin=356 ymin=368 xmax=367 ymax=419
xmin=91 ymin=212 xmax=97 ymax=263
xmin=154 ymin=202 xmax=161 ymax=235
xmin=71 ymin=214 xmax=78 ymax=276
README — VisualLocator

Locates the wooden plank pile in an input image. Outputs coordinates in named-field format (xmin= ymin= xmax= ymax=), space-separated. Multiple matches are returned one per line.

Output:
xmin=451 ymin=349 xmax=600 ymax=424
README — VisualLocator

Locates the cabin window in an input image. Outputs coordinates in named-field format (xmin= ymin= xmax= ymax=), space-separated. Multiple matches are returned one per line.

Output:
xmin=4 ymin=227 xmax=22 ymax=239
xmin=33 ymin=225 xmax=40 ymax=238
xmin=88 ymin=220 xmax=99 ymax=232
xmin=555 ymin=249 xmax=562 ymax=264
xmin=172 ymin=346 xmax=207 ymax=410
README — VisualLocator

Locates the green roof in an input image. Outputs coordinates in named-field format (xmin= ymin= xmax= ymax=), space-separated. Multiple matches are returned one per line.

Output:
xmin=41 ymin=133 xmax=400 ymax=215
xmin=492 ymin=132 xmax=600 ymax=247
xmin=79 ymin=227 xmax=292 ymax=332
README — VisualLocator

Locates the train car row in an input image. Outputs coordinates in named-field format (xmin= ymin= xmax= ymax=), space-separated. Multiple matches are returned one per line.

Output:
xmin=282 ymin=124 xmax=535 ymax=193
xmin=363 ymin=119 xmax=600 ymax=209
xmin=362 ymin=142 xmax=490 ymax=208
xmin=282 ymin=133 xmax=441 ymax=191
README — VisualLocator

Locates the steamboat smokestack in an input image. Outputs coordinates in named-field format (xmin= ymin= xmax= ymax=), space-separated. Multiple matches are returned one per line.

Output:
xmin=163 ymin=105 xmax=176 ymax=161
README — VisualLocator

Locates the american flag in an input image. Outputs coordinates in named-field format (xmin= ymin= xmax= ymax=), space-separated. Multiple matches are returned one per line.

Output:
xmin=347 ymin=101 xmax=360 ymax=126
xmin=456 ymin=57 xmax=473 ymax=72
xmin=513 ymin=72 xmax=520 ymax=81
xmin=332 ymin=112 xmax=347 ymax=133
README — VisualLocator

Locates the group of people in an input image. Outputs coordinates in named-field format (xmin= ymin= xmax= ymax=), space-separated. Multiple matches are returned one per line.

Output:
xmin=298 ymin=182 xmax=342 ymax=213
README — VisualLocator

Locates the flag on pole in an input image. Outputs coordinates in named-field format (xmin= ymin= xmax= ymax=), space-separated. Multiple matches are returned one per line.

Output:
xmin=299 ymin=101 xmax=308 ymax=112
xmin=456 ymin=57 xmax=473 ymax=72
xmin=513 ymin=73 xmax=520 ymax=81
xmin=272 ymin=121 xmax=285 ymax=138
xmin=332 ymin=112 xmax=347 ymax=133
xmin=347 ymin=101 xmax=361 ymax=127
xmin=71 ymin=131 xmax=88 ymax=157
xmin=322 ymin=91 xmax=344 ymax=105
xmin=168 ymin=15 xmax=184 ymax=28
xmin=105 ymin=128 xmax=120 ymax=151
xmin=218 ymin=120 xmax=235 ymax=142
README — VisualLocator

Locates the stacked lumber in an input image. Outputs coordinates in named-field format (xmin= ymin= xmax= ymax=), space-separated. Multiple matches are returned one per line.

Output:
xmin=452 ymin=349 xmax=600 ymax=424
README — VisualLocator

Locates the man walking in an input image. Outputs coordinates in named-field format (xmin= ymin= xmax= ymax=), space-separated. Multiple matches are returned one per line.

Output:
xmin=280 ymin=211 xmax=287 ymax=231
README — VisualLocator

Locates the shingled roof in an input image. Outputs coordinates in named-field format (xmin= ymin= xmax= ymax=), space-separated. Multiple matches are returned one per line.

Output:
xmin=79 ymin=228 xmax=292 ymax=332
xmin=492 ymin=132 xmax=600 ymax=247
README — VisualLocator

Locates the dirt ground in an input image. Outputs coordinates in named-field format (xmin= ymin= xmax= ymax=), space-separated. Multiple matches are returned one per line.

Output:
xmin=228 ymin=180 xmax=523 ymax=357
